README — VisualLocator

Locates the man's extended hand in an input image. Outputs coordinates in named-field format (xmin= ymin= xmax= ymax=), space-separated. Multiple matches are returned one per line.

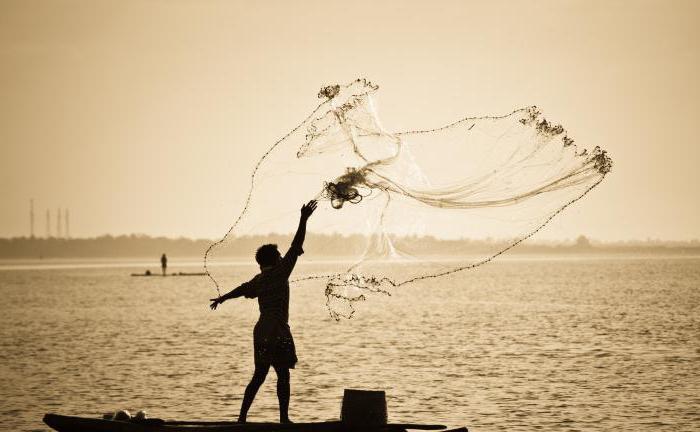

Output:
xmin=300 ymin=200 xmax=318 ymax=220
xmin=210 ymin=297 xmax=223 ymax=310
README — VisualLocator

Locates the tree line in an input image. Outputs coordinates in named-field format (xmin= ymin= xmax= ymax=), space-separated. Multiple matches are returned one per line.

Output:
xmin=0 ymin=234 xmax=698 ymax=259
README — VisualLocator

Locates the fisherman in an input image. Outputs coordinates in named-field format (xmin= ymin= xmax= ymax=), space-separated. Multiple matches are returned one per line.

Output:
xmin=210 ymin=200 xmax=317 ymax=423
xmin=160 ymin=253 xmax=168 ymax=276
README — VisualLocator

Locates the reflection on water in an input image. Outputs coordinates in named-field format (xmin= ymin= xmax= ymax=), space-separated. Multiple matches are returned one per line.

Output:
xmin=1 ymin=257 xmax=698 ymax=431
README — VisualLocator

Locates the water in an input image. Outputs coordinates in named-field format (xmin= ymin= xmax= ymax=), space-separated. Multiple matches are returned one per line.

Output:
xmin=1 ymin=257 xmax=699 ymax=431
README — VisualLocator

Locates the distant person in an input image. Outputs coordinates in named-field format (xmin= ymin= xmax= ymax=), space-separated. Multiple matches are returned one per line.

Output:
xmin=161 ymin=253 xmax=167 ymax=276
xmin=210 ymin=200 xmax=318 ymax=424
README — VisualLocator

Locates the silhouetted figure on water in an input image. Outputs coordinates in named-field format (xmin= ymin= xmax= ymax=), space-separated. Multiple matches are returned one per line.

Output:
xmin=210 ymin=200 xmax=318 ymax=423
xmin=161 ymin=253 xmax=167 ymax=276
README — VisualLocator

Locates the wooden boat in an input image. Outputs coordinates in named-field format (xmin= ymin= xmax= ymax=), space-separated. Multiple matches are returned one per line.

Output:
xmin=130 ymin=272 xmax=207 ymax=277
xmin=43 ymin=414 xmax=466 ymax=432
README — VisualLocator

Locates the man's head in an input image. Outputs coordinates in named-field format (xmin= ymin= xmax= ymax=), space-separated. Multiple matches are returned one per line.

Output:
xmin=255 ymin=244 xmax=281 ymax=268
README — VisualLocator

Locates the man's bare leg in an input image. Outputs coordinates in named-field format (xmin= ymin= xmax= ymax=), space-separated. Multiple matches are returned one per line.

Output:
xmin=238 ymin=366 xmax=269 ymax=423
xmin=274 ymin=366 xmax=291 ymax=423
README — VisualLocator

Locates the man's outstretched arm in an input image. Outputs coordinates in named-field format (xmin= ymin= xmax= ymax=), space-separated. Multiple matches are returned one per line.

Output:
xmin=290 ymin=200 xmax=317 ymax=253
xmin=210 ymin=283 xmax=251 ymax=310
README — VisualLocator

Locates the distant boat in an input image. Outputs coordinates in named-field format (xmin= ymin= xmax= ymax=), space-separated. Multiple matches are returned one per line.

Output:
xmin=43 ymin=414 xmax=461 ymax=432
xmin=130 ymin=271 xmax=206 ymax=277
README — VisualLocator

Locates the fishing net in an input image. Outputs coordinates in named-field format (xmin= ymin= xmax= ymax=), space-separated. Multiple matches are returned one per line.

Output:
xmin=205 ymin=79 xmax=612 ymax=319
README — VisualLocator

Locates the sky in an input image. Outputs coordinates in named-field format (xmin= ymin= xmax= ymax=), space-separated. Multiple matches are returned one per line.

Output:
xmin=1 ymin=0 xmax=698 ymax=241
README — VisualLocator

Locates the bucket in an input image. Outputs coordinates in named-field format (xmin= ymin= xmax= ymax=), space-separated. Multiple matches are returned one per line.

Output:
xmin=340 ymin=389 xmax=388 ymax=427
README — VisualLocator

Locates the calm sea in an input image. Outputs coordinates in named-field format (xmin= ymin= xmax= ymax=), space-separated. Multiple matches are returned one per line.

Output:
xmin=1 ymin=256 xmax=698 ymax=431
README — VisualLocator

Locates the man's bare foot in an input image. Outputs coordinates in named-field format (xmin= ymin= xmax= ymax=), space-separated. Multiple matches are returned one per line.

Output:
xmin=237 ymin=416 xmax=246 ymax=424
xmin=280 ymin=418 xmax=293 ymax=424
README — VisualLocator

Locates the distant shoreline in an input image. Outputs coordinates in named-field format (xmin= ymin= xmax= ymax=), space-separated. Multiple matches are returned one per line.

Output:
xmin=1 ymin=234 xmax=699 ymax=260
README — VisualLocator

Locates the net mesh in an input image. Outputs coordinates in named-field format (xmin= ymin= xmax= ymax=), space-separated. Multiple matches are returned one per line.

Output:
xmin=205 ymin=79 xmax=612 ymax=319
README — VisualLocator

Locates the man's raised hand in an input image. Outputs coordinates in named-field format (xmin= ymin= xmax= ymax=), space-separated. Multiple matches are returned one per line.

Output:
xmin=300 ymin=200 xmax=318 ymax=220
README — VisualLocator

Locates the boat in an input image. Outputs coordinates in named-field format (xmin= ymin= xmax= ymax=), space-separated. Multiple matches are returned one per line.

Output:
xmin=43 ymin=414 xmax=466 ymax=432
xmin=43 ymin=390 xmax=468 ymax=432
xmin=130 ymin=271 xmax=207 ymax=277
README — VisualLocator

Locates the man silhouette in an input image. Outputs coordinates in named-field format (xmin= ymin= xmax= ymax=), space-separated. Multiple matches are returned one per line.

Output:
xmin=160 ymin=253 xmax=167 ymax=276
xmin=210 ymin=200 xmax=318 ymax=423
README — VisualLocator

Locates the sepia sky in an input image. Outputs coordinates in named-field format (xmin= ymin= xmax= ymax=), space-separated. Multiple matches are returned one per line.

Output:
xmin=1 ymin=0 xmax=698 ymax=241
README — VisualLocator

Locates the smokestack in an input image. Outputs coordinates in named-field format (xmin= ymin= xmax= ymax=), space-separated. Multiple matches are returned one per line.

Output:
xmin=57 ymin=207 xmax=62 ymax=239
xmin=65 ymin=208 xmax=70 ymax=239
xmin=46 ymin=209 xmax=51 ymax=238
xmin=30 ymin=199 xmax=35 ymax=238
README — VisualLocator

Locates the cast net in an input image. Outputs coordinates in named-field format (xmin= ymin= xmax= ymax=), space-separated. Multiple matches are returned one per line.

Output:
xmin=205 ymin=79 xmax=612 ymax=319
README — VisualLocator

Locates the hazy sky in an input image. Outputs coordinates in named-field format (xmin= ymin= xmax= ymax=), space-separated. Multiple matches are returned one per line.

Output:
xmin=1 ymin=0 xmax=698 ymax=241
